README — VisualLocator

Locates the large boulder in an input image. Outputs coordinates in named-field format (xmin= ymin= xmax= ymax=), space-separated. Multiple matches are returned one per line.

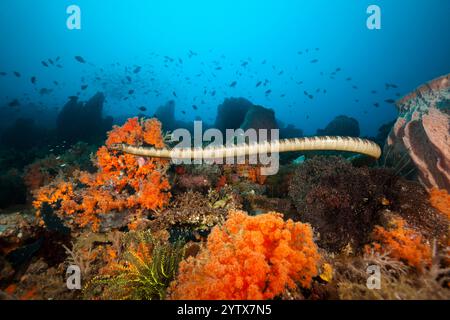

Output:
xmin=214 ymin=98 xmax=253 ymax=133
xmin=154 ymin=100 xmax=176 ymax=132
xmin=317 ymin=115 xmax=360 ymax=137
xmin=386 ymin=74 xmax=450 ymax=192
xmin=56 ymin=92 xmax=112 ymax=144
xmin=240 ymin=105 xmax=278 ymax=139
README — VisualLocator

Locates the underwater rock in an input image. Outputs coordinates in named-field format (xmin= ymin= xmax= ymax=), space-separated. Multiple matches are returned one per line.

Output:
xmin=154 ymin=100 xmax=177 ymax=132
xmin=280 ymin=124 xmax=304 ymax=139
xmin=56 ymin=92 xmax=113 ymax=144
xmin=0 ymin=118 xmax=50 ymax=151
xmin=317 ymin=115 xmax=360 ymax=137
xmin=386 ymin=74 xmax=450 ymax=192
xmin=0 ymin=169 xmax=27 ymax=209
xmin=0 ymin=211 xmax=39 ymax=256
xmin=240 ymin=105 xmax=279 ymax=138
xmin=214 ymin=97 xmax=253 ymax=133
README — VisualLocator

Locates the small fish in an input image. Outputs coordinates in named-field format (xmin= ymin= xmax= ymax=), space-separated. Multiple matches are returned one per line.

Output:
xmin=346 ymin=77 xmax=352 ymax=81
xmin=211 ymin=90 xmax=216 ymax=96
xmin=173 ymin=91 xmax=177 ymax=97
xmin=128 ymin=89 xmax=135 ymax=95
xmin=48 ymin=59 xmax=54 ymax=65
xmin=308 ymin=95 xmax=314 ymax=99
xmin=278 ymin=70 xmax=284 ymax=75
xmin=81 ymin=85 xmax=88 ymax=90
xmin=8 ymin=99 xmax=20 ymax=107
xmin=39 ymin=88 xmax=53 ymax=95
xmin=352 ymin=85 xmax=358 ymax=90
xmin=374 ymin=103 xmax=380 ymax=108
xmin=138 ymin=106 xmax=147 ymax=112
xmin=256 ymin=81 xmax=262 ymax=87
xmin=181 ymin=110 xmax=186 ymax=115
xmin=0 ymin=72 xmax=6 ymax=76
xmin=53 ymin=81 xmax=59 ymax=86
xmin=56 ymin=64 xmax=63 ymax=68
xmin=126 ymin=76 xmax=132 ymax=82
xmin=74 ymin=56 xmax=86 ymax=63
xmin=14 ymin=71 xmax=21 ymax=77
xmin=229 ymin=81 xmax=237 ymax=87
xmin=192 ymin=105 xmax=198 ymax=110
xmin=385 ymin=99 xmax=395 ymax=104
xmin=31 ymin=76 xmax=37 ymax=84
xmin=60 ymin=164 xmax=67 ymax=168
xmin=215 ymin=66 xmax=222 ymax=70
xmin=265 ymin=89 xmax=272 ymax=95
xmin=133 ymin=66 xmax=141 ymax=74
xmin=241 ymin=61 xmax=249 ymax=67
xmin=55 ymin=56 xmax=60 ymax=62
xmin=371 ymin=90 xmax=377 ymax=94
xmin=310 ymin=59 xmax=318 ymax=63
xmin=41 ymin=61 xmax=49 ymax=67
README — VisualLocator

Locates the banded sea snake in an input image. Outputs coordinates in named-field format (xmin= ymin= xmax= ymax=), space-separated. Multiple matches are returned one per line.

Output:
xmin=110 ymin=136 xmax=382 ymax=160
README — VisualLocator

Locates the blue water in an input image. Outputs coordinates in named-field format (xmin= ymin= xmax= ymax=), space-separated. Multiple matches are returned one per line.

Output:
xmin=0 ymin=0 xmax=449 ymax=136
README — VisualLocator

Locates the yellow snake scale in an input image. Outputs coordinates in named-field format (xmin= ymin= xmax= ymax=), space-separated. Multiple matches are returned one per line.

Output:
xmin=110 ymin=136 xmax=382 ymax=160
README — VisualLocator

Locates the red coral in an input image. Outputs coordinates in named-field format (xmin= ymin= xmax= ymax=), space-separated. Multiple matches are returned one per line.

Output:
xmin=169 ymin=210 xmax=321 ymax=300
xmin=32 ymin=118 xmax=171 ymax=232
xmin=366 ymin=217 xmax=432 ymax=271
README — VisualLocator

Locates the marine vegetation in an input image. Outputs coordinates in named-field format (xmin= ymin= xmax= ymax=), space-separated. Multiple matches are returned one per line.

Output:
xmin=84 ymin=231 xmax=184 ymax=300
xmin=168 ymin=210 xmax=321 ymax=300
xmin=32 ymin=117 xmax=171 ymax=232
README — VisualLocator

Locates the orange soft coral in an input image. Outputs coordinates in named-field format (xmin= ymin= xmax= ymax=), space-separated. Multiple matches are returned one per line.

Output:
xmin=169 ymin=210 xmax=321 ymax=300
xmin=366 ymin=217 xmax=432 ymax=271
xmin=429 ymin=188 xmax=450 ymax=220
xmin=32 ymin=118 xmax=171 ymax=232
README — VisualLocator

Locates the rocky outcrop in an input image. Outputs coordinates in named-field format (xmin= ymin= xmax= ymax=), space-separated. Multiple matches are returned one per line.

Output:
xmin=386 ymin=74 xmax=450 ymax=192
xmin=56 ymin=92 xmax=113 ymax=144
xmin=214 ymin=98 xmax=253 ymax=133
xmin=317 ymin=115 xmax=360 ymax=137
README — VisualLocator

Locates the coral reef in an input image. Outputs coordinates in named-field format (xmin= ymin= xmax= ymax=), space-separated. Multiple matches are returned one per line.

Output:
xmin=288 ymin=156 xmax=386 ymax=252
xmin=386 ymin=74 xmax=450 ymax=192
xmin=84 ymin=230 xmax=184 ymax=300
xmin=365 ymin=217 xmax=432 ymax=271
xmin=169 ymin=210 xmax=321 ymax=300
xmin=429 ymin=188 xmax=450 ymax=220
xmin=32 ymin=117 xmax=171 ymax=232
xmin=288 ymin=156 xmax=448 ymax=252
xmin=334 ymin=249 xmax=450 ymax=300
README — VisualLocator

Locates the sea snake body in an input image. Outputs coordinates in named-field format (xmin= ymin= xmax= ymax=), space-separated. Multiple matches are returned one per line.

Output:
xmin=110 ymin=136 xmax=382 ymax=160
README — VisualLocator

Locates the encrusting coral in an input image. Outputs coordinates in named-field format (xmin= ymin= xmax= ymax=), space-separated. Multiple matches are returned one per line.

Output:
xmin=168 ymin=210 xmax=321 ymax=300
xmin=32 ymin=118 xmax=171 ymax=232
